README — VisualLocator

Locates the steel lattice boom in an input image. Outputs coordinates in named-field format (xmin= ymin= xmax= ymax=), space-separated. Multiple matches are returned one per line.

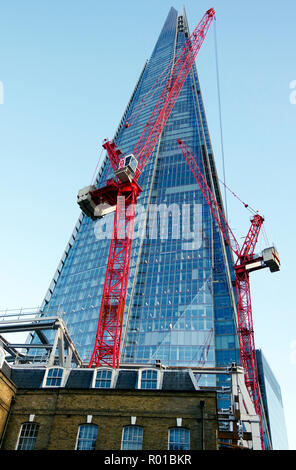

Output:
xmin=177 ymin=138 xmax=270 ymax=450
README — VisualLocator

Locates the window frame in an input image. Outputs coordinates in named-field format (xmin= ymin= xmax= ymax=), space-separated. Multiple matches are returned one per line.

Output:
xmin=91 ymin=367 xmax=115 ymax=389
xmin=43 ymin=367 xmax=65 ymax=388
xmin=121 ymin=425 xmax=144 ymax=450
xmin=15 ymin=422 xmax=40 ymax=450
xmin=168 ymin=427 xmax=190 ymax=450
xmin=138 ymin=368 xmax=160 ymax=390
xmin=75 ymin=423 xmax=98 ymax=451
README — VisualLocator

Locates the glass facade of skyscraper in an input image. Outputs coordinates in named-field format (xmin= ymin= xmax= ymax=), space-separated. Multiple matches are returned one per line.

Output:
xmin=38 ymin=7 xmax=240 ymax=400
xmin=256 ymin=350 xmax=289 ymax=450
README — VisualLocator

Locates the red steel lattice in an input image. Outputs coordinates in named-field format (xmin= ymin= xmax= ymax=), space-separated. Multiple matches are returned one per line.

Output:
xmin=177 ymin=138 xmax=265 ymax=449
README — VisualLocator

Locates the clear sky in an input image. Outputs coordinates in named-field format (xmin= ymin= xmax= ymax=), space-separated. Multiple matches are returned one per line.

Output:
xmin=0 ymin=0 xmax=295 ymax=450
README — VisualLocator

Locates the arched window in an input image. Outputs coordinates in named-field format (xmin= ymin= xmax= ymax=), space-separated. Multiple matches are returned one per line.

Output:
xmin=139 ymin=369 xmax=158 ymax=389
xmin=44 ymin=367 xmax=64 ymax=387
xmin=93 ymin=368 xmax=113 ymax=388
xmin=121 ymin=426 xmax=143 ymax=450
xmin=16 ymin=422 xmax=39 ymax=450
xmin=76 ymin=424 xmax=98 ymax=450
xmin=168 ymin=427 xmax=190 ymax=450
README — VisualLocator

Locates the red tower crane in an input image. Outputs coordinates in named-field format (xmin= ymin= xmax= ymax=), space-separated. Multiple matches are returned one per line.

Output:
xmin=177 ymin=138 xmax=280 ymax=449
xmin=77 ymin=8 xmax=216 ymax=369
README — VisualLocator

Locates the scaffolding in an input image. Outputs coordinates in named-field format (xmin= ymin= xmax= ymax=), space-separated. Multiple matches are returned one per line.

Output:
xmin=0 ymin=308 xmax=81 ymax=367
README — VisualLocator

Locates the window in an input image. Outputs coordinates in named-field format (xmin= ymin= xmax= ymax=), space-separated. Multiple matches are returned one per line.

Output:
xmin=76 ymin=424 xmax=98 ymax=450
xmin=44 ymin=367 xmax=64 ymax=387
xmin=121 ymin=426 xmax=143 ymax=450
xmin=94 ymin=368 xmax=113 ymax=388
xmin=139 ymin=369 xmax=158 ymax=389
xmin=16 ymin=422 xmax=39 ymax=450
xmin=0 ymin=346 xmax=5 ymax=368
xmin=168 ymin=428 xmax=190 ymax=450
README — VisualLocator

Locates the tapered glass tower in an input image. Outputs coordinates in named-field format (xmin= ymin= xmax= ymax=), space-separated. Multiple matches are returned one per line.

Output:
xmin=39 ymin=8 xmax=240 ymax=397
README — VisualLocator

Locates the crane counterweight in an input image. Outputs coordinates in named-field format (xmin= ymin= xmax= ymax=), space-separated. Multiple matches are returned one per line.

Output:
xmin=77 ymin=185 xmax=98 ymax=220
xmin=262 ymin=246 xmax=280 ymax=272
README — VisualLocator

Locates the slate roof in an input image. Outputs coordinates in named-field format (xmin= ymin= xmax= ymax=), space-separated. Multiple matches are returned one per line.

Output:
xmin=10 ymin=368 xmax=45 ymax=389
xmin=65 ymin=369 xmax=93 ymax=389
xmin=115 ymin=370 xmax=138 ymax=389
xmin=162 ymin=371 xmax=196 ymax=391
xmin=2 ymin=364 xmax=199 ymax=392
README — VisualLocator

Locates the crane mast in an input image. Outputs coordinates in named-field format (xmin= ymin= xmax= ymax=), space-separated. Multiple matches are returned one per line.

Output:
xmin=78 ymin=8 xmax=216 ymax=369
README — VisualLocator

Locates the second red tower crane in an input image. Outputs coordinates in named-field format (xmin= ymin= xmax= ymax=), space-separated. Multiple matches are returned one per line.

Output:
xmin=177 ymin=138 xmax=280 ymax=450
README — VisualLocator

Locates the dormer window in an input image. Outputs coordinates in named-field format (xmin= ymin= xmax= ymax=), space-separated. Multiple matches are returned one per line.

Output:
xmin=139 ymin=369 xmax=159 ymax=389
xmin=93 ymin=368 xmax=114 ymax=388
xmin=43 ymin=367 xmax=64 ymax=387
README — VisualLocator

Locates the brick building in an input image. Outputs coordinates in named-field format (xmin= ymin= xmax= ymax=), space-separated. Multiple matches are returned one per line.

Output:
xmin=0 ymin=359 xmax=218 ymax=450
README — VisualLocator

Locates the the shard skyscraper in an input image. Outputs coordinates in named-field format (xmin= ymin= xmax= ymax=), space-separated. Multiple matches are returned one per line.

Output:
xmin=39 ymin=7 xmax=240 ymax=403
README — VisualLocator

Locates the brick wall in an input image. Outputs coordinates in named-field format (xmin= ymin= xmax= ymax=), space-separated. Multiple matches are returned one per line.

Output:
xmin=1 ymin=388 xmax=218 ymax=450
xmin=0 ymin=370 xmax=16 ymax=446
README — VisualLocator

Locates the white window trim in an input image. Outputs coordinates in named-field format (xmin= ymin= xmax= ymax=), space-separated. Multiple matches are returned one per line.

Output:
xmin=91 ymin=367 xmax=116 ymax=389
xmin=121 ymin=425 xmax=144 ymax=450
xmin=15 ymin=422 xmax=39 ymax=450
xmin=0 ymin=347 xmax=5 ymax=368
xmin=168 ymin=427 xmax=191 ymax=451
xmin=120 ymin=426 xmax=125 ymax=450
xmin=137 ymin=368 xmax=162 ymax=390
xmin=188 ymin=369 xmax=200 ymax=390
xmin=75 ymin=423 xmax=98 ymax=451
xmin=42 ymin=367 xmax=68 ymax=388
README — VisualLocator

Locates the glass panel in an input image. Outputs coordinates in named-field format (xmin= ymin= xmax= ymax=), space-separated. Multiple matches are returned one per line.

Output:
xmin=121 ymin=426 xmax=143 ymax=450
xmin=76 ymin=424 xmax=98 ymax=450
xmin=46 ymin=368 xmax=63 ymax=387
xmin=95 ymin=369 xmax=112 ymax=388
xmin=168 ymin=428 xmax=190 ymax=450
xmin=17 ymin=423 xmax=39 ymax=450
xmin=140 ymin=370 xmax=158 ymax=389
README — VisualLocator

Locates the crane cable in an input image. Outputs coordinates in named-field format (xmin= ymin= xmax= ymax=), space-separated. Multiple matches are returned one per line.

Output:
xmin=188 ymin=126 xmax=257 ymax=216
xmin=213 ymin=20 xmax=258 ymax=216
xmin=90 ymin=146 xmax=104 ymax=186
xmin=213 ymin=18 xmax=228 ymax=221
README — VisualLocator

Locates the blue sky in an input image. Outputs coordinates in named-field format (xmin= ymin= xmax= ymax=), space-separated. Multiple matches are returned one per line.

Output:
xmin=0 ymin=0 xmax=295 ymax=449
